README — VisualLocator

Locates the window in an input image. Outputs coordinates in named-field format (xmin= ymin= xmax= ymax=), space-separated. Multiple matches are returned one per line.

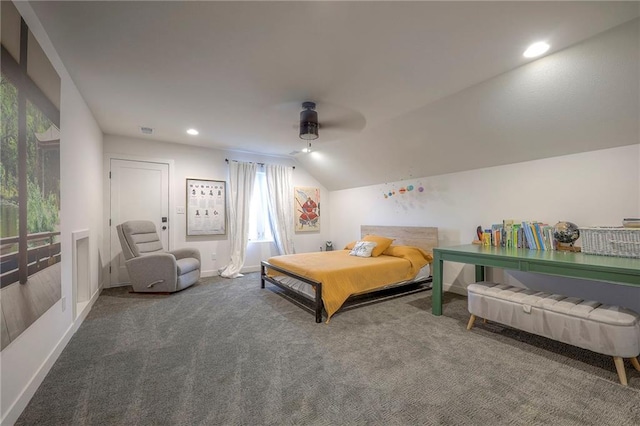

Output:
xmin=248 ymin=171 xmax=273 ymax=242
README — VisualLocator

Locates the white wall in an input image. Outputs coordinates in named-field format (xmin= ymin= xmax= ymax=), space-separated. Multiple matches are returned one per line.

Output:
xmin=301 ymin=19 xmax=639 ymax=192
xmin=329 ymin=145 xmax=640 ymax=311
xmin=103 ymin=135 xmax=330 ymax=278
xmin=0 ymin=3 xmax=104 ymax=425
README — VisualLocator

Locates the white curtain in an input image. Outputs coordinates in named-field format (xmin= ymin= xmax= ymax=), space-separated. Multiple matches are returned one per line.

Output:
xmin=265 ymin=164 xmax=295 ymax=255
xmin=220 ymin=161 xmax=257 ymax=278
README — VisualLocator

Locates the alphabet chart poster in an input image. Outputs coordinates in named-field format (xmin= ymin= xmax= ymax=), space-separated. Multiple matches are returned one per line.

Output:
xmin=187 ymin=179 xmax=226 ymax=235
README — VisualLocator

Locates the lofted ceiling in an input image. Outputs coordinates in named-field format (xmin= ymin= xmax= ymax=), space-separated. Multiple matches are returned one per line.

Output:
xmin=29 ymin=1 xmax=640 ymax=190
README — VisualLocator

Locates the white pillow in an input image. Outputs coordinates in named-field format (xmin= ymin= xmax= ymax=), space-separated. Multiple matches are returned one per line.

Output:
xmin=349 ymin=241 xmax=377 ymax=258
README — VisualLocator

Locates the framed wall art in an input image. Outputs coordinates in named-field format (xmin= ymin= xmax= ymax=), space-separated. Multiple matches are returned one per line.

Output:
xmin=1 ymin=1 xmax=62 ymax=350
xmin=294 ymin=187 xmax=320 ymax=232
xmin=186 ymin=179 xmax=226 ymax=235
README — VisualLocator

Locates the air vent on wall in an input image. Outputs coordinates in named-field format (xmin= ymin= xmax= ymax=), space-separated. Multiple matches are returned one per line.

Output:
xmin=140 ymin=126 xmax=154 ymax=135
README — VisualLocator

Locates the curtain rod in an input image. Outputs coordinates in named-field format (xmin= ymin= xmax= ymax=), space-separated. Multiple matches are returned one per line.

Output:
xmin=225 ymin=158 xmax=295 ymax=169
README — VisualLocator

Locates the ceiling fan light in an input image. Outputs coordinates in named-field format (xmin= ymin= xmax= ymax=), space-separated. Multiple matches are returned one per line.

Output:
xmin=300 ymin=122 xmax=318 ymax=140
xmin=299 ymin=102 xmax=319 ymax=140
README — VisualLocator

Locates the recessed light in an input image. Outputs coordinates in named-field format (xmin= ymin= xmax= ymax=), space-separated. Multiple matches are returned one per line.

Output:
xmin=187 ymin=128 xmax=199 ymax=135
xmin=523 ymin=41 xmax=550 ymax=58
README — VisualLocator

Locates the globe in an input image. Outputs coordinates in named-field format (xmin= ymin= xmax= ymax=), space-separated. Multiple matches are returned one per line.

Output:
xmin=553 ymin=221 xmax=580 ymax=245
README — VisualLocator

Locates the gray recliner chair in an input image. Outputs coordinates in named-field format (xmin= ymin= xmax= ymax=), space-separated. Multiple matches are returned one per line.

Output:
xmin=116 ymin=220 xmax=201 ymax=293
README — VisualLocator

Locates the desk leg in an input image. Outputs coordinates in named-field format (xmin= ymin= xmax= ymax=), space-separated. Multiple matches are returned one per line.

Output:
xmin=475 ymin=265 xmax=485 ymax=282
xmin=432 ymin=251 xmax=443 ymax=316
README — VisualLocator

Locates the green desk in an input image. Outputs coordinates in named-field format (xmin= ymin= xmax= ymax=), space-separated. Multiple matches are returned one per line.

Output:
xmin=431 ymin=244 xmax=640 ymax=316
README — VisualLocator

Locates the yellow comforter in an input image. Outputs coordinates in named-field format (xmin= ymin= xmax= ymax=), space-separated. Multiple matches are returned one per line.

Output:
xmin=266 ymin=246 xmax=433 ymax=320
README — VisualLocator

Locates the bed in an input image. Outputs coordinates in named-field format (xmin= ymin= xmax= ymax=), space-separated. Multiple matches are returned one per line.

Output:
xmin=260 ymin=225 xmax=439 ymax=323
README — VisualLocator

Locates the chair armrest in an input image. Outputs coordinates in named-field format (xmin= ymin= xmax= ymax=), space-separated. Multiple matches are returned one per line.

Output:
xmin=169 ymin=248 xmax=200 ymax=263
xmin=126 ymin=253 xmax=177 ymax=291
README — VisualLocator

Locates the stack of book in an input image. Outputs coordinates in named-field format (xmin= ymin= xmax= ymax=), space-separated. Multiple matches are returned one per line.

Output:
xmin=482 ymin=220 xmax=556 ymax=250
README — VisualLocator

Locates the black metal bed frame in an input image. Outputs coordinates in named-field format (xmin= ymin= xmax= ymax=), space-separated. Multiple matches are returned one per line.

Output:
xmin=260 ymin=260 xmax=433 ymax=323
xmin=261 ymin=260 xmax=324 ymax=322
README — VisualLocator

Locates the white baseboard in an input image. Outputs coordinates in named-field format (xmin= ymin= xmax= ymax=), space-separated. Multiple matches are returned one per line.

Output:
xmin=444 ymin=283 xmax=468 ymax=296
xmin=201 ymin=267 xmax=256 ymax=279
xmin=104 ymin=282 xmax=129 ymax=288
xmin=211 ymin=265 xmax=261 ymax=275
xmin=73 ymin=288 xmax=101 ymax=333
xmin=1 ymin=289 xmax=101 ymax=426
xmin=201 ymin=269 xmax=219 ymax=278
xmin=240 ymin=265 xmax=261 ymax=274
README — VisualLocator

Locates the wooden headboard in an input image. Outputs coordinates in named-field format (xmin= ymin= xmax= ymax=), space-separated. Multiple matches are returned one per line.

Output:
xmin=361 ymin=225 xmax=439 ymax=254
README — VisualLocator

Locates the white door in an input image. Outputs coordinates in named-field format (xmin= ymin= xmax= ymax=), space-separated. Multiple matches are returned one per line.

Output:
xmin=110 ymin=159 xmax=169 ymax=286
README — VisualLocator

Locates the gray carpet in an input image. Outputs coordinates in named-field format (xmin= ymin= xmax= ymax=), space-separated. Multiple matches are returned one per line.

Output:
xmin=16 ymin=273 xmax=640 ymax=425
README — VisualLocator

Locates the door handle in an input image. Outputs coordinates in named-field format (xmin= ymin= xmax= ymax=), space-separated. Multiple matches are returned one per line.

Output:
xmin=162 ymin=226 xmax=167 ymax=230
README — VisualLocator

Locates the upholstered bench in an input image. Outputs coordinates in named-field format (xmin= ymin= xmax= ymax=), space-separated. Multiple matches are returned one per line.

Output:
xmin=467 ymin=282 xmax=640 ymax=385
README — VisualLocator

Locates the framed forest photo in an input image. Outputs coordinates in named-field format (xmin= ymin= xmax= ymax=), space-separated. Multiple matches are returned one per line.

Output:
xmin=1 ymin=2 xmax=62 ymax=351
xmin=294 ymin=187 xmax=320 ymax=232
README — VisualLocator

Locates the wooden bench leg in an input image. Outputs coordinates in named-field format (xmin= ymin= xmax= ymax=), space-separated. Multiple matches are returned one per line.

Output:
xmin=613 ymin=356 xmax=628 ymax=386
xmin=466 ymin=314 xmax=476 ymax=330
xmin=630 ymin=357 xmax=640 ymax=372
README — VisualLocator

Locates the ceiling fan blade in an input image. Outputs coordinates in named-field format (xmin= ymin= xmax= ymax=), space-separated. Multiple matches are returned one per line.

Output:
xmin=320 ymin=117 xmax=366 ymax=132
xmin=270 ymin=100 xmax=367 ymax=141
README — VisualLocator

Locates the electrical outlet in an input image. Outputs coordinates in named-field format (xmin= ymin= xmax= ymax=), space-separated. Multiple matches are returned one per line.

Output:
xmin=61 ymin=296 xmax=66 ymax=312
xmin=211 ymin=253 xmax=216 ymax=260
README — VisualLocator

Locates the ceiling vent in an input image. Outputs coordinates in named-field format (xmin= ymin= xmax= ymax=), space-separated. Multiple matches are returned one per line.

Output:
xmin=140 ymin=126 xmax=153 ymax=135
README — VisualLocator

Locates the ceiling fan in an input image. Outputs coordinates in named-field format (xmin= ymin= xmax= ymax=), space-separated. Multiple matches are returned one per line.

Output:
xmin=299 ymin=101 xmax=319 ymax=141
xmin=295 ymin=101 xmax=366 ymax=150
